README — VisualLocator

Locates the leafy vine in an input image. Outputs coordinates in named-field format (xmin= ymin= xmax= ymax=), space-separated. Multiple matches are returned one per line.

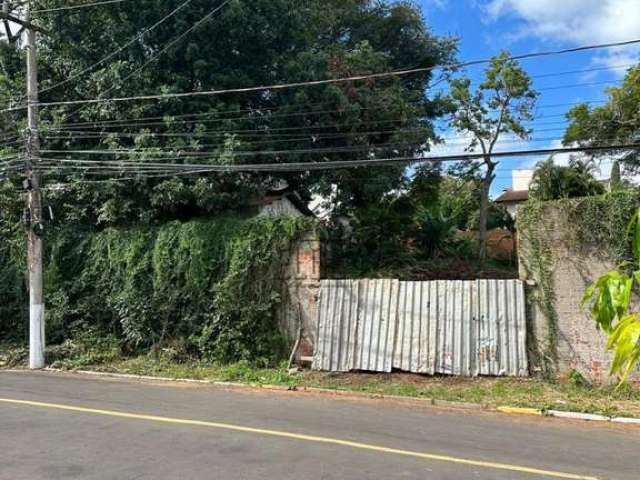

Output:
xmin=1 ymin=215 xmax=316 ymax=365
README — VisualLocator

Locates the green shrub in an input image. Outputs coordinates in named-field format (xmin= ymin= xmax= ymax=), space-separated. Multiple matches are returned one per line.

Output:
xmin=0 ymin=222 xmax=27 ymax=342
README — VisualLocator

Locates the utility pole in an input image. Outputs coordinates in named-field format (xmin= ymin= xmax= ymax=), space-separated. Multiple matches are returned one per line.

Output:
xmin=1 ymin=0 xmax=45 ymax=368
xmin=25 ymin=1 xmax=44 ymax=369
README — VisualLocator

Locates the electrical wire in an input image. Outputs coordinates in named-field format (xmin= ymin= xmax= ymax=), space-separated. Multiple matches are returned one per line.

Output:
xmin=44 ymin=108 xmax=576 ymax=133
xmin=42 ymin=115 xmax=620 ymax=143
xmin=33 ymin=144 xmax=640 ymax=178
xmin=59 ymin=0 xmax=234 ymax=126
xmin=46 ymin=98 xmax=610 ymax=131
xmin=5 ymin=38 xmax=635 ymax=112
xmin=110 ymin=0 xmax=233 ymax=91
xmin=40 ymin=133 xmax=593 ymax=161
xmin=38 ymin=126 xmax=577 ymax=145
xmin=38 ymin=0 xmax=196 ymax=96
xmin=38 ymin=136 xmax=578 ymax=160
xmin=32 ymin=0 xmax=133 ymax=13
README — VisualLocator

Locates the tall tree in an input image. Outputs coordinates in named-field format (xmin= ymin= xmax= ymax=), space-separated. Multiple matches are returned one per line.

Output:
xmin=0 ymin=0 xmax=456 ymax=226
xmin=564 ymin=64 xmax=640 ymax=171
xmin=447 ymin=51 xmax=537 ymax=264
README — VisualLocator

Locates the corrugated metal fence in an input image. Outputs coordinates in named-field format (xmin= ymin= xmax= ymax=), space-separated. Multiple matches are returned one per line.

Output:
xmin=313 ymin=279 xmax=527 ymax=377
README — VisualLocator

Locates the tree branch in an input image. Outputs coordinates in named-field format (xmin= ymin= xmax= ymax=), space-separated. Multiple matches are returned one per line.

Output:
xmin=0 ymin=11 xmax=48 ymax=34
xmin=488 ymin=95 xmax=511 ymax=156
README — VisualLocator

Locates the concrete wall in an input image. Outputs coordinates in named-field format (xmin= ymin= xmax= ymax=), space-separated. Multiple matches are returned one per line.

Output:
xmin=518 ymin=206 xmax=617 ymax=383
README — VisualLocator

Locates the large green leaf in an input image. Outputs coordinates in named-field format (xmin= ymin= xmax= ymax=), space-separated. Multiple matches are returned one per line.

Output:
xmin=627 ymin=209 xmax=640 ymax=267
xmin=607 ymin=314 xmax=640 ymax=384
xmin=582 ymin=270 xmax=633 ymax=333
xmin=584 ymin=207 xmax=640 ymax=385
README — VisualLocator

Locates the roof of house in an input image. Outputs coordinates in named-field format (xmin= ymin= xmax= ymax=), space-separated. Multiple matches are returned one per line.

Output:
xmin=494 ymin=189 xmax=529 ymax=203
xmin=256 ymin=188 xmax=315 ymax=217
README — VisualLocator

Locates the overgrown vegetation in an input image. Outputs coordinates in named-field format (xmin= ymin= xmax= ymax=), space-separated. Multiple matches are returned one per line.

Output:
xmin=0 ymin=215 xmax=315 ymax=365
xmin=326 ymin=174 xmax=517 ymax=279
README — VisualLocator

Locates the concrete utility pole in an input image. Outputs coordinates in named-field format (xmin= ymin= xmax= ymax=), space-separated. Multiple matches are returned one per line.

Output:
xmin=1 ymin=0 xmax=45 ymax=368
xmin=24 ymin=2 xmax=45 ymax=369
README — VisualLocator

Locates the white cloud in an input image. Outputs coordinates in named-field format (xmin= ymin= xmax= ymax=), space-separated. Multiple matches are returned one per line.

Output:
xmin=485 ymin=0 xmax=640 ymax=75
xmin=422 ymin=0 xmax=448 ymax=10
xmin=591 ymin=49 xmax=640 ymax=78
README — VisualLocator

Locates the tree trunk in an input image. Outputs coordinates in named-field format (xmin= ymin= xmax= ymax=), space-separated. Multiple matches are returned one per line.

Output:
xmin=478 ymin=159 xmax=495 ymax=268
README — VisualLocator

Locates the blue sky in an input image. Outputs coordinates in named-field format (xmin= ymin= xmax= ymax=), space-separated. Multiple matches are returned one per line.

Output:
xmin=416 ymin=0 xmax=640 ymax=196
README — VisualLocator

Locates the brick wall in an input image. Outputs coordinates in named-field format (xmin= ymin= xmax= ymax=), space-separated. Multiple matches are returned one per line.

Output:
xmin=280 ymin=231 xmax=321 ymax=359
xmin=518 ymin=206 xmax=618 ymax=383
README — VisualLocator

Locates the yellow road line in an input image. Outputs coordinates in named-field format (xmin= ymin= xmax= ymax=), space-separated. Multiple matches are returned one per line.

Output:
xmin=0 ymin=397 xmax=598 ymax=480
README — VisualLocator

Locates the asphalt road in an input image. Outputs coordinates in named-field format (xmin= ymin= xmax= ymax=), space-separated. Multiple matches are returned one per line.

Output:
xmin=0 ymin=371 xmax=637 ymax=480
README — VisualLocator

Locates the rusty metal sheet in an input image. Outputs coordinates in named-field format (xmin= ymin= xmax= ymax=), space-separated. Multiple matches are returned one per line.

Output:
xmin=313 ymin=280 xmax=358 ymax=372
xmin=353 ymin=279 xmax=399 ymax=373
xmin=314 ymin=279 xmax=528 ymax=377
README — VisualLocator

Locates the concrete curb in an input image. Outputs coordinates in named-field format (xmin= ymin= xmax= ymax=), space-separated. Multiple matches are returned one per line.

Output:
xmin=4 ymin=368 xmax=639 ymax=426
xmin=547 ymin=410 xmax=610 ymax=422
xmin=611 ymin=416 xmax=640 ymax=424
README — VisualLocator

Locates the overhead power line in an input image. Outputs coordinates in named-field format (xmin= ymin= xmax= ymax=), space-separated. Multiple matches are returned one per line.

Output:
xmin=37 ymin=136 xmax=574 ymax=159
xmin=38 ymin=128 xmax=570 ymax=144
xmin=42 ymin=101 xmax=606 ymax=133
xmin=61 ymin=0 xmax=234 ymax=123
xmin=45 ymin=98 xmax=609 ymax=132
xmin=530 ymin=63 xmax=636 ymax=79
xmin=38 ymin=0 xmax=196 ymax=95
xmin=5 ymin=38 xmax=636 ymax=112
xmin=32 ymin=144 xmax=640 ymax=178
xmin=33 ymin=0 xmax=133 ymax=13
xmin=112 ymin=0 xmax=233 ymax=90
xmin=42 ymin=113 xmax=621 ymax=140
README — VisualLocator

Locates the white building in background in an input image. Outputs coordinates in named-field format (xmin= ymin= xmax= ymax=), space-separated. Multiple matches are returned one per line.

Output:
xmin=494 ymin=169 xmax=534 ymax=219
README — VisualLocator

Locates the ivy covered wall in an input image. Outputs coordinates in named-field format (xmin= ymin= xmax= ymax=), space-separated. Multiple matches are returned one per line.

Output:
xmin=518 ymin=192 xmax=640 ymax=382
xmin=0 ymin=215 xmax=316 ymax=365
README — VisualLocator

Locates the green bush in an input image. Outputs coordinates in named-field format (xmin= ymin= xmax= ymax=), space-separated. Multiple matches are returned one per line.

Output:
xmin=0 ymin=222 xmax=27 ymax=342
xmin=412 ymin=206 xmax=457 ymax=258
xmin=0 ymin=215 xmax=314 ymax=365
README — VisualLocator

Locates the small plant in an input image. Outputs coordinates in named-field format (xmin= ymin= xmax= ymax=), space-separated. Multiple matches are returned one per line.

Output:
xmin=567 ymin=369 xmax=590 ymax=388
xmin=583 ymin=208 xmax=640 ymax=385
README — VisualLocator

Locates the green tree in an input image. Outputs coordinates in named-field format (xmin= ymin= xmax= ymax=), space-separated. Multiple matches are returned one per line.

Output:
xmin=0 ymin=0 xmax=456 ymax=226
xmin=564 ymin=64 xmax=640 ymax=170
xmin=529 ymin=156 xmax=605 ymax=201
xmin=447 ymin=51 xmax=537 ymax=264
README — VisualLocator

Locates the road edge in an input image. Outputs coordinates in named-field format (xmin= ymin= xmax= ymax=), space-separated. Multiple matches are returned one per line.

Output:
xmin=3 ymin=367 xmax=639 ymax=426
